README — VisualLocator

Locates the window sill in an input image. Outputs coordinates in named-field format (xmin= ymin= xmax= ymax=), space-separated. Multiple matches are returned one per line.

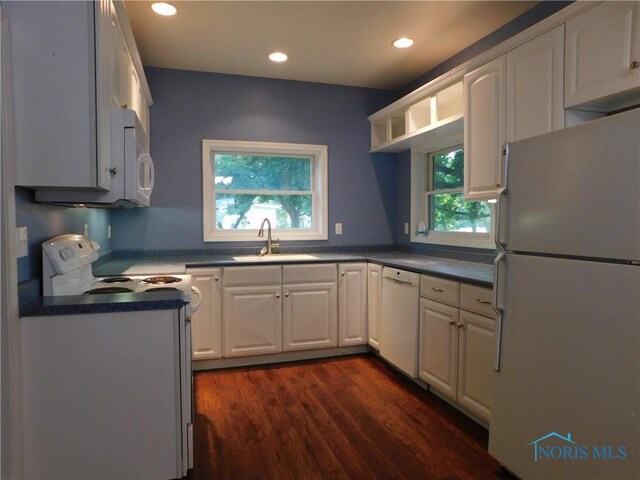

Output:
xmin=411 ymin=231 xmax=495 ymax=250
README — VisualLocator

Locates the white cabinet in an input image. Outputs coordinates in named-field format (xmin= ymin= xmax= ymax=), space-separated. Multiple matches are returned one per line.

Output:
xmin=188 ymin=268 xmax=222 ymax=360
xmin=282 ymin=264 xmax=337 ymax=352
xmin=463 ymin=56 xmax=507 ymax=201
xmin=419 ymin=299 xmax=459 ymax=398
xmin=367 ymin=263 xmax=383 ymax=350
xmin=565 ymin=1 xmax=640 ymax=110
xmin=418 ymin=275 xmax=495 ymax=422
xmin=223 ymin=266 xmax=283 ymax=357
xmin=338 ymin=263 xmax=368 ymax=346
xmin=8 ymin=0 xmax=150 ymax=190
xmin=506 ymin=26 xmax=565 ymax=142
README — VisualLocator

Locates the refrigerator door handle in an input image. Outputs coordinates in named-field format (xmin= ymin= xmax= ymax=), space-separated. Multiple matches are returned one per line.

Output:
xmin=492 ymin=252 xmax=506 ymax=371
xmin=495 ymin=142 xmax=510 ymax=251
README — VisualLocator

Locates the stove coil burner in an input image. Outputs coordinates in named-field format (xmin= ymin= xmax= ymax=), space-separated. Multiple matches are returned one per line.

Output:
xmin=141 ymin=276 xmax=182 ymax=285
xmin=145 ymin=287 xmax=181 ymax=292
xmin=100 ymin=277 xmax=132 ymax=284
xmin=85 ymin=287 xmax=135 ymax=295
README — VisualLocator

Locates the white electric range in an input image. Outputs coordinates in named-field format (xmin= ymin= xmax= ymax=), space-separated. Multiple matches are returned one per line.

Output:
xmin=42 ymin=234 xmax=200 ymax=314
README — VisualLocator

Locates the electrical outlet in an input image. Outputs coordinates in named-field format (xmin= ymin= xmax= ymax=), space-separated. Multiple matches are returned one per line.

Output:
xmin=83 ymin=224 xmax=89 ymax=237
xmin=404 ymin=223 xmax=409 ymax=235
xmin=108 ymin=225 xmax=112 ymax=239
xmin=16 ymin=227 xmax=28 ymax=258
xmin=335 ymin=223 xmax=343 ymax=235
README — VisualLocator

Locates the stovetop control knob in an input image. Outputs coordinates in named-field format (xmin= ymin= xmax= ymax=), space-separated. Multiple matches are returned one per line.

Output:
xmin=59 ymin=247 xmax=76 ymax=261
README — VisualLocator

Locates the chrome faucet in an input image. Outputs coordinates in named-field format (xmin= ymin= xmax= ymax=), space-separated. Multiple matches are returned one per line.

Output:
xmin=258 ymin=218 xmax=278 ymax=255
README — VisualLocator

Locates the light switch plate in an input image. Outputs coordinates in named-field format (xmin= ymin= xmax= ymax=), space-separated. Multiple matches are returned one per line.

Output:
xmin=335 ymin=223 xmax=343 ymax=235
xmin=83 ymin=224 xmax=89 ymax=237
xmin=16 ymin=227 xmax=28 ymax=258
xmin=404 ymin=223 xmax=409 ymax=234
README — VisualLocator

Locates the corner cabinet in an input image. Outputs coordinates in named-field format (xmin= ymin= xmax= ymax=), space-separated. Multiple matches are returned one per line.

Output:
xmin=8 ymin=0 xmax=151 ymax=190
xmin=463 ymin=56 xmax=506 ymax=201
xmin=565 ymin=1 xmax=640 ymax=111
xmin=188 ymin=268 xmax=222 ymax=360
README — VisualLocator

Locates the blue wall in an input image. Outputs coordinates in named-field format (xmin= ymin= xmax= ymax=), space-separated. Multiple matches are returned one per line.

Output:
xmin=110 ymin=69 xmax=398 ymax=250
xmin=15 ymin=187 xmax=111 ymax=283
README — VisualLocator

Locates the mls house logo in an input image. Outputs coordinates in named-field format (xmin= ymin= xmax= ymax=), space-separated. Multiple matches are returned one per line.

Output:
xmin=527 ymin=432 xmax=627 ymax=463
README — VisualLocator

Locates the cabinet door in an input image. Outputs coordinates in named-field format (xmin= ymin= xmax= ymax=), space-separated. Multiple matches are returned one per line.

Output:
xmin=464 ymin=56 xmax=506 ymax=201
xmin=565 ymin=1 xmax=640 ymax=109
xmin=507 ymin=25 xmax=565 ymax=142
xmin=367 ymin=264 xmax=383 ymax=350
xmin=223 ymin=285 xmax=282 ymax=357
xmin=419 ymin=298 xmax=459 ymax=400
xmin=338 ymin=263 xmax=368 ymax=346
xmin=189 ymin=268 xmax=222 ymax=360
xmin=457 ymin=310 xmax=495 ymax=422
xmin=282 ymin=283 xmax=337 ymax=351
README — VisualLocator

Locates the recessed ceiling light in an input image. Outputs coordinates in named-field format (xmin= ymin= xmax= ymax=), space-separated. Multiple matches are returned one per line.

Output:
xmin=393 ymin=37 xmax=414 ymax=49
xmin=151 ymin=2 xmax=177 ymax=16
xmin=269 ymin=52 xmax=288 ymax=63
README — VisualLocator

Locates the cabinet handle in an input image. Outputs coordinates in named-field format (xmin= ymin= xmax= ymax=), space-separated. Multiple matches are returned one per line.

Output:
xmin=285 ymin=292 xmax=290 ymax=297
xmin=431 ymin=287 xmax=444 ymax=292
xmin=109 ymin=167 xmax=117 ymax=176
xmin=496 ymin=181 xmax=502 ymax=188
xmin=457 ymin=323 xmax=464 ymax=329
xmin=341 ymin=271 xmax=346 ymax=277
xmin=475 ymin=298 xmax=492 ymax=305
xmin=121 ymin=104 xmax=129 ymax=109
xmin=276 ymin=293 xmax=280 ymax=299
xmin=630 ymin=61 xmax=639 ymax=69
xmin=214 ymin=276 xmax=219 ymax=282
xmin=448 ymin=320 xmax=456 ymax=326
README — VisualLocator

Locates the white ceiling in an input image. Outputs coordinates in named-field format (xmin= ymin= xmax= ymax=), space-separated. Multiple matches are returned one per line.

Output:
xmin=125 ymin=1 xmax=538 ymax=90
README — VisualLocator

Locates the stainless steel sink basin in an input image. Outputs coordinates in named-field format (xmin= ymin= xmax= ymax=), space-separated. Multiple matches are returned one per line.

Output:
xmin=232 ymin=254 xmax=319 ymax=262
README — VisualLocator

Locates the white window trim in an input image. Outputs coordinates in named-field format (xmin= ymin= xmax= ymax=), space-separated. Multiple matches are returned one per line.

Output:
xmin=410 ymin=133 xmax=495 ymax=249
xmin=202 ymin=139 xmax=328 ymax=242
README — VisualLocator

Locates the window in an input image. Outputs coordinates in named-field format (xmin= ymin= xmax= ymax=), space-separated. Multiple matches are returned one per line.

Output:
xmin=411 ymin=138 xmax=494 ymax=248
xmin=202 ymin=140 xmax=328 ymax=242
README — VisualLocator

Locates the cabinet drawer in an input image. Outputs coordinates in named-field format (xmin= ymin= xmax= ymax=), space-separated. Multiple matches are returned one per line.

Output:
xmin=420 ymin=275 xmax=459 ymax=306
xmin=223 ymin=266 xmax=282 ymax=286
xmin=283 ymin=264 xmax=337 ymax=284
xmin=460 ymin=284 xmax=494 ymax=317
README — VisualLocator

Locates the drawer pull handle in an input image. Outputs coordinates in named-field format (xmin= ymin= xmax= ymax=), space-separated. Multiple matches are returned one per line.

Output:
xmin=432 ymin=287 xmax=444 ymax=292
xmin=475 ymin=298 xmax=492 ymax=305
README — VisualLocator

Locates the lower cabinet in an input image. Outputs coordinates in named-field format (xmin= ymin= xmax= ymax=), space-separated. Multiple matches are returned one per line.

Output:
xmin=367 ymin=263 xmax=383 ymax=350
xmin=188 ymin=268 xmax=222 ymax=360
xmin=283 ymin=264 xmax=338 ymax=351
xmin=419 ymin=275 xmax=495 ymax=422
xmin=338 ymin=263 xmax=368 ymax=346
xmin=223 ymin=265 xmax=283 ymax=357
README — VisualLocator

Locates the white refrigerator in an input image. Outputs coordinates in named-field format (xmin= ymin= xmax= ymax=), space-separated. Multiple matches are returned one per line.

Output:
xmin=489 ymin=108 xmax=640 ymax=479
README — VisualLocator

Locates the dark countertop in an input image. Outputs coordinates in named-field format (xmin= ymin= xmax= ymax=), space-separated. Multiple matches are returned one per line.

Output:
xmin=93 ymin=250 xmax=494 ymax=288
xmin=20 ymin=290 xmax=186 ymax=317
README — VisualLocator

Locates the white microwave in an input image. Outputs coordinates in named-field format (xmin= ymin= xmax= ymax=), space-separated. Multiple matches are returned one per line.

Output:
xmin=34 ymin=109 xmax=155 ymax=208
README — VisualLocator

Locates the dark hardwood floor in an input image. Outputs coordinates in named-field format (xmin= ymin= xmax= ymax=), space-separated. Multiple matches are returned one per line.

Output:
xmin=187 ymin=354 xmax=514 ymax=480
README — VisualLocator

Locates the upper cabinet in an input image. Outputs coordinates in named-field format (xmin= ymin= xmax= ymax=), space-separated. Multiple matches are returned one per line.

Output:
xmin=463 ymin=56 xmax=506 ymax=201
xmin=368 ymin=81 xmax=464 ymax=153
xmin=565 ymin=1 xmax=640 ymax=111
xmin=8 ymin=0 xmax=151 ymax=190
xmin=506 ymin=26 xmax=565 ymax=142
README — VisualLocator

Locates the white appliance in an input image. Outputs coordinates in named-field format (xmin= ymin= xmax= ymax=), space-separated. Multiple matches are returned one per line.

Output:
xmin=23 ymin=234 xmax=199 ymax=479
xmin=34 ymin=109 xmax=155 ymax=207
xmin=490 ymin=109 xmax=640 ymax=479
xmin=380 ymin=267 xmax=420 ymax=377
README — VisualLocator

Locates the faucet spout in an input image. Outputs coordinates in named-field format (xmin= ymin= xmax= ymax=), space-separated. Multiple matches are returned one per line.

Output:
xmin=258 ymin=218 xmax=272 ymax=255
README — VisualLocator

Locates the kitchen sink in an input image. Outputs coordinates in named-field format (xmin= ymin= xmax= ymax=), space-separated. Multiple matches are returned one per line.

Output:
xmin=232 ymin=254 xmax=319 ymax=262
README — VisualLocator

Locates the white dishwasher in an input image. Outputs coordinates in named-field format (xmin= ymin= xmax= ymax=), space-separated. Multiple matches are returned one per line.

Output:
xmin=380 ymin=266 xmax=420 ymax=377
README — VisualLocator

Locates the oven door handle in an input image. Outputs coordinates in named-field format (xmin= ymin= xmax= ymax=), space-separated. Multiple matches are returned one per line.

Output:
xmin=190 ymin=286 xmax=202 ymax=314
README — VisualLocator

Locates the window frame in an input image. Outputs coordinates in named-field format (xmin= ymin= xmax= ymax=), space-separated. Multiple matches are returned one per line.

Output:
xmin=202 ymin=139 xmax=328 ymax=242
xmin=410 ymin=133 xmax=495 ymax=249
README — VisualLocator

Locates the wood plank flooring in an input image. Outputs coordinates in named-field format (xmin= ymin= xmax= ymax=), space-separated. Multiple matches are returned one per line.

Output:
xmin=187 ymin=354 xmax=514 ymax=480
